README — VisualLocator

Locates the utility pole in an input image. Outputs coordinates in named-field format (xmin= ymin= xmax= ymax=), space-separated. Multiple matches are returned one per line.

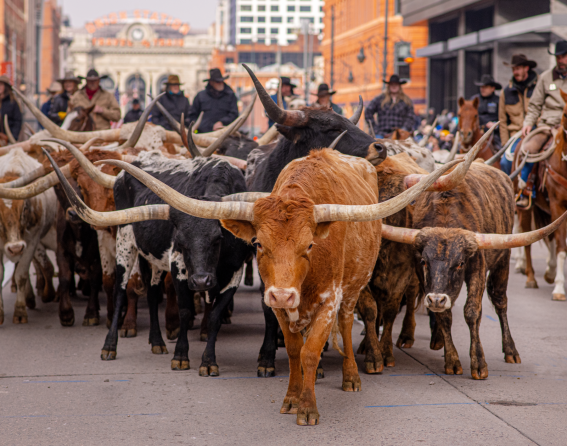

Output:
xmin=330 ymin=6 xmax=335 ymax=90
xmin=382 ymin=0 xmax=389 ymax=91
xmin=302 ymin=19 xmax=309 ymax=103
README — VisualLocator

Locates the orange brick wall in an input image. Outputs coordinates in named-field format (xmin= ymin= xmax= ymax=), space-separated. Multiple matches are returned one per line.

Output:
xmin=40 ymin=0 xmax=61 ymax=102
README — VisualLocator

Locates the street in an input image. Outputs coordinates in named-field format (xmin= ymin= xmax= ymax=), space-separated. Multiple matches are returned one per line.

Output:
xmin=1 ymin=243 xmax=566 ymax=446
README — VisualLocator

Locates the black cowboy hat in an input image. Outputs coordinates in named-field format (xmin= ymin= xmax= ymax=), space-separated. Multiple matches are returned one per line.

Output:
xmin=384 ymin=74 xmax=407 ymax=85
xmin=311 ymin=83 xmax=337 ymax=97
xmin=203 ymin=68 xmax=229 ymax=83
xmin=474 ymin=74 xmax=502 ymax=90
xmin=549 ymin=41 xmax=567 ymax=56
xmin=280 ymin=76 xmax=297 ymax=89
xmin=79 ymin=69 xmax=108 ymax=81
xmin=57 ymin=71 xmax=82 ymax=84
xmin=503 ymin=54 xmax=537 ymax=69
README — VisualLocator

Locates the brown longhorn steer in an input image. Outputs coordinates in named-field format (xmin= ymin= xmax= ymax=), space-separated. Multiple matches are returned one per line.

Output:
xmin=458 ymin=97 xmax=498 ymax=166
xmin=382 ymin=161 xmax=567 ymax=378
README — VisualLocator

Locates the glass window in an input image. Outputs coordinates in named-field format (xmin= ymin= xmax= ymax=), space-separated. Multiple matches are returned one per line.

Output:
xmin=257 ymin=38 xmax=265 ymax=44
xmin=271 ymin=16 xmax=282 ymax=23
xmin=240 ymin=38 xmax=252 ymax=44
xmin=395 ymin=42 xmax=411 ymax=80
xmin=394 ymin=0 xmax=401 ymax=15
xmin=240 ymin=5 xmax=252 ymax=11
xmin=258 ymin=16 xmax=266 ymax=22
xmin=240 ymin=16 xmax=254 ymax=22
xmin=287 ymin=39 xmax=295 ymax=44
xmin=258 ymin=5 xmax=266 ymax=11
xmin=271 ymin=27 xmax=279 ymax=34
xmin=287 ymin=28 xmax=295 ymax=34
xmin=240 ymin=28 xmax=252 ymax=34
xmin=226 ymin=57 xmax=234 ymax=64
xmin=271 ymin=38 xmax=278 ymax=44
xmin=287 ymin=6 xmax=295 ymax=11
xmin=258 ymin=27 xmax=266 ymax=34
xmin=287 ymin=17 xmax=294 ymax=23
xmin=300 ymin=17 xmax=314 ymax=23
xmin=300 ymin=6 xmax=311 ymax=12
xmin=271 ymin=5 xmax=279 ymax=11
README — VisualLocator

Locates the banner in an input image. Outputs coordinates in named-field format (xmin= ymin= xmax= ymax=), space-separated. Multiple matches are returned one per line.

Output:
xmin=0 ymin=62 xmax=14 ymax=85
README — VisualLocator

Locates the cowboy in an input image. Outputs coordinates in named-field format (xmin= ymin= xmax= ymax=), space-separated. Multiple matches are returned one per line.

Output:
xmin=268 ymin=77 xmax=296 ymax=127
xmin=48 ymin=71 xmax=81 ymax=126
xmin=365 ymin=74 xmax=416 ymax=138
xmin=472 ymin=74 xmax=502 ymax=151
xmin=498 ymin=54 xmax=539 ymax=177
xmin=41 ymin=82 xmax=61 ymax=124
xmin=69 ymin=69 xmax=121 ymax=130
xmin=124 ymin=98 xmax=144 ymax=124
xmin=518 ymin=41 xmax=567 ymax=208
xmin=151 ymin=74 xmax=191 ymax=131
xmin=188 ymin=68 xmax=238 ymax=133
xmin=312 ymin=83 xmax=343 ymax=115
xmin=0 ymin=76 xmax=22 ymax=140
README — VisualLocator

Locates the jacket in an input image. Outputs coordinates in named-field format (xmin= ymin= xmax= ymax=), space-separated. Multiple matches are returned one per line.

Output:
xmin=471 ymin=92 xmax=499 ymax=128
xmin=499 ymin=70 xmax=538 ymax=144
xmin=124 ymin=108 xmax=144 ymax=124
xmin=151 ymin=91 xmax=191 ymax=131
xmin=48 ymin=91 xmax=72 ymax=126
xmin=0 ymin=94 xmax=22 ymax=139
xmin=69 ymin=87 xmax=121 ymax=130
xmin=524 ymin=67 xmax=567 ymax=129
xmin=40 ymin=98 xmax=54 ymax=129
xmin=268 ymin=93 xmax=287 ymax=127
xmin=188 ymin=83 xmax=239 ymax=133
xmin=365 ymin=94 xmax=416 ymax=135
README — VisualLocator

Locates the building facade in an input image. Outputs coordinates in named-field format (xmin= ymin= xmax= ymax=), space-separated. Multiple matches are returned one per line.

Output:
xmin=321 ymin=0 xmax=428 ymax=117
xmin=216 ymin=0 xmax=325 ymax=47
xmin=65 ymin=10 xmax=214 ymax=114
xmin=402 ymin=0 xmax=567 ymax=114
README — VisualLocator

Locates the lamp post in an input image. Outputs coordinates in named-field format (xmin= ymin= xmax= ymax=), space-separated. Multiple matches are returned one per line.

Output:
xmin=382 ymin=0 xmax=389 ymax=91
xmin=330 ymin=6 xmax=335 ymax=90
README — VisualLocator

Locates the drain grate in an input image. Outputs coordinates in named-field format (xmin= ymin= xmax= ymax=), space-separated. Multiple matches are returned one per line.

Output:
xmin=488 ymin=400 xmax=537 ymax=407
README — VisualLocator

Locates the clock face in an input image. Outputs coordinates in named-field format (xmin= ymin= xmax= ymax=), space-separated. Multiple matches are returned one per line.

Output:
xmin=131 ymin=28 xmax=145 ymax=41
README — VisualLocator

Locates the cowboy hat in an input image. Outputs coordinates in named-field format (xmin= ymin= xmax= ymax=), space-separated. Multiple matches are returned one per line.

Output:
xmin=474 ymin=74 xmax=502 ymax=90
xmin=384 ymin=74 xmax=407 ymax=85
xmin=311 ymin=83 xmax=337 ymax=97
xmin=166 ymin=74 xmax=183 ymax=85
xmin=203 ymin=68 xmax=229 ymax=83
xmin=79 ymin=69 xmax=108 ymax=81
xmin=57 ymin=71 xmax=81 ymax=84
xmin=47 ymin=82 xmax=62 ymax=94
xmin=0 ymin=76 xmax=12 ymax=87
xmin=503 ymin=54 xmax=537 ymax=69
xmin=548 ymin=41 xmax=567 ymax=56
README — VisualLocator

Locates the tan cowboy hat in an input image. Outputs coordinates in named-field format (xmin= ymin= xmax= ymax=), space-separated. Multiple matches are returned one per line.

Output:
xmin=57 ymin=71 xmax=82 ymax=84
xmin=0 ymin=76 xmax=12 ymax=87
xmin=47 ymin=82 xmax=62 ymax=94
xmin=166 ymin=74 xmax=183 ymax=85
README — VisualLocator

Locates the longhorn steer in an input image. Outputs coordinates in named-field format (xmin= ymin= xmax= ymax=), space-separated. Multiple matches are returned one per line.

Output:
xmin=0 ymin=148 xmax=57 ymax=324
xmin=382 ymin=161 xmax=567 ymax=378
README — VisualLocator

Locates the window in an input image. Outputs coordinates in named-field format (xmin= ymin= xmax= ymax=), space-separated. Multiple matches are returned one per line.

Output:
xmin=240 ymin=16 xmax=254 ymax=22
xmin=258 ymin=16 xmax=266 ymax=22
xmin=258 ymin=27 xmax=266 ymax=34
xmin=240 ymin=38 xmax=252 ymax=44
xmin=240 ymin=27 xmax=252 ymax=34
xmin=319 ymin=17 xmax=323 ymax=23
xmin=271 ymin=16 xmax=282 ymax=23
xmin=300 ymin=6 xmax=311 ymax=12
xmin=271 ymin=38 xmax=278 ymax=44
xmin=287 ymin=17 xmax=294 ymax=23
xmin=240 ymin=5 xmax=252 ymax=11
xmin=287 ymin=6 xmax=295 ymax=11
xmin=395 ymin=42 xmax=411 ymax=80
xmin=394 ymin=0 xmax=401 ymax=14
xmin=271 ymin=27 xmax=279 ymax=34
xmin=287 ymin=39 xmax=295 ymax=44
xmin=257 ymin=38 xmax=265 ymax=44
xmin=300 ymin=17 xmax=314 ymax=23
xmin=226 ymin=57 xmax=234 ymax=64
xmin=258 ymin=5 xmax=266 ymax=11
xmin=320 ymin=6 xmax=323 ymax=12
xmin=271 ymin=5 xmax=279 ymax=11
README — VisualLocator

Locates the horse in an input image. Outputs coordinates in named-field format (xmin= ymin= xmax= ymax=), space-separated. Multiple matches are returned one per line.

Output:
xmin=61 ymin=105 xmax=96 ymax=132
xmin=457 ymin=97 xmax=499 ymax=167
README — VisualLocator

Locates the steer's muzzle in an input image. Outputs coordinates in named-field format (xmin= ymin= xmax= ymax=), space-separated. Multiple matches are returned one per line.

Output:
xmin=189 ymin=273 xmax=215 ymax=291
xmin=265 ymin=286 xmax=300 ymax=309
xmin=5 ymin=241 xmax=26 ymax=258
xmin=66 ymin=208 xmax=82 ymax=224
xmin=367 ymin=142 xmax=388 ymax=166
xmin=425 ymin=293 xmax=452 ymax=312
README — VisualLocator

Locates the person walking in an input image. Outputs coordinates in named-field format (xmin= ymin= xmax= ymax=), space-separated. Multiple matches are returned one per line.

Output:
xmin=0 ymin=76 xmax=22 ymax=141
xmin=41 ymin=82 xmax=61 ymax=122
xmin=48 ymin=71 xmax=81 ymax=126
xmin=472 ymin=74 xmax=502 ymax=149
xmin=70 ymin=69 xmax=121 ymax=130
xmin=123 ymin=99 xmax=144 ymax=124
xmin=312 ymin=83 xmax=343 ymax=115
xmin=189 ymin=68 xmax=238 ymax=133
xmin=365 ymin=74 xmax=416 ymax=138
xmin=498 ymin=54 xmax=538 ymax=176
xmin=151 ymin=74 xmax=191 ymax=131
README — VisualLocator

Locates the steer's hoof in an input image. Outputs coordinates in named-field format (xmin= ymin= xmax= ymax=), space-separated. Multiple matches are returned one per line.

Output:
xmin=82 ymin=317 xmax=100 ymax=326
xmin=364 ymin=360 xmax=384 ymax=374
xmin=471 ymin=366 xmax=489 ymax=380
xmin=316 ymin=366 xmax=324 ymax=380
xmin=552 ymin=293 xmax=566 ymax=301
xmin=257 ymin=366 xmax=275 ymax=377
xmin=171 ymin=359 xmax=190 ymax=370
xmin=151 ymin=345 xmax=168 ymax=355
xmin=396 ymin=336 xmax=414 ymax=349
xmin=101 ymin=349 xmax=116 ymax=360
xmin=544 ymin=271 xmax=556 ymax=284
xmin=342 ymin=376 xmax=361 ymax=392
xmin=525 ymin=280 xmax=538 ymax=289
xmin=280 ymin=397 xmax=299 ymax=414
xmin=120 ymin=328 xmax=137 ymax=338
xmin=166 ymin=327 xmax=180 ymax=340
xmin=13 ymin=315 xmax=28 ymax=324
xmin=199 ymin=365 xmax=219 ymax=377
xmin=430 ymin=336 xmax=444 ymax=351
xmin=445 ymin=362 xmax=463 ymax=375
xmin=505 ymin=354 xmax=521 ymax=364
xmin=200 ymin=333 xmax=208 ymax=342
xmin=385 ymin=356 xmax=396 ymax=367
xmin=60 ymin=316 xmax=74 ymax=327
xmin=296 ymin=406 xmax=319 ymax=426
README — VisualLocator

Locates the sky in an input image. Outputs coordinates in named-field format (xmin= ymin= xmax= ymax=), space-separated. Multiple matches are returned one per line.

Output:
xmin=60 ymin=0 xmax=218 ymax=31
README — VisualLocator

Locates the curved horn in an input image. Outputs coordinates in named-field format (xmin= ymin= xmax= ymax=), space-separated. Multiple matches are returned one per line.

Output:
xmin=42 ymin=138 xmax=117 ymax=189
xmin=404 ymin=123 xmax=499 ymax=191
xmin=509 ymin=151 xmax=529 ymax=180
xmin=201 ymin=93 xmax=257 ymax=138
xmin=475 ymin=210 xmax=567 ymax=249
xmin=212 ymin=154 xmax=247 ymax=170
xmin=444 ymin=131 xmax=460 ymax=163
xmin=118 ymin=92 xmax=165 ymax=149
xmin=4 ymin=115 xmax=16 ymax=144
xmin=0 ymin=140 xmax=32 ymax=156
xmin=200 ymin=113 xmax=246 ymax=157
xmin=42 ymin=148 xmax=169 ymax=226
xmin=277 ymin=78 xmax=283 ymax=108
xmin=222 ymin=192 xmax=270 ymax=202
xmin=149 ymin=93 xmax=180 ymax=133
xmin=366 ymin=119 xmax=376 ymax=138
xmin=349 ymin=96 xmax=363 ymax=124
xmin=242 ymin=64 xmax=308 ymax=127
xmin=194 ymin=111 xmax=204 ymax=132
xmin=380 ymin=224 xmax=420 ymax=244
xmin=485 ymin=141 xmax=510 ymax=166
xmin=99 ymin=159 xmax=255 ymax=221
xmin=313 ymin=158 xmax=463 ymax=223
xmin=0 ymin=162 xmax=71 ymax=199
xmin=181 ymin=118 xmax=202 ymax=158
xmin=1 ymin=165 xmax=46 ymax=188
xmin=329 ymin=130 xmax=347 ymax=150
xmin=419 ymin=115 xmax=439 ymax=148
xmin=257 ymin=125 xmax=279 ymax=145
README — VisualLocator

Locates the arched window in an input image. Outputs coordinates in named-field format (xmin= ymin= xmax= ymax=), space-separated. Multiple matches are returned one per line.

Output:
xmin=156 ymin=74 xmax=170 ymax=93
xmin=125 ymin=74 xmax=147 ymax=109
xmin=100 ymin=75 xmax=115 ymax=91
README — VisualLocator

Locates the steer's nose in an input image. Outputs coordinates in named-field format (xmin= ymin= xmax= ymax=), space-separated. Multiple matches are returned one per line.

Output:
xmin=189 ymin=274 xmax=215 ymax=291
xmin=425 ymin=293 xmax=451 ymax=312
xmin=66 ymin=208 xmax=81 ymax=224
xmin=266 ymin=287 xmax=298 ymax=309
xmin=5 ymin=241 xmax=25 ymax=257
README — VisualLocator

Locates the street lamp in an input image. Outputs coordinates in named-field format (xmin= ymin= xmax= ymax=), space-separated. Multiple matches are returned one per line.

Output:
xmin=348 ymin=70 xmax=354 ymax=83
xmin=357 ymin=47 xmax=366 ymax=64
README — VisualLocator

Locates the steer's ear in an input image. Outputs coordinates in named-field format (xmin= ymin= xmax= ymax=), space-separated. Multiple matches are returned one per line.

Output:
xmin=221 ymin=219 xmax=256 ymax=243
xmin=314 ymin=222 xmax=335 ymax=240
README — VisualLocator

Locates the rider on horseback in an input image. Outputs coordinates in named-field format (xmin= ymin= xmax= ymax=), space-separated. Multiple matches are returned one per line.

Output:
xmin=517 ymin=41 xmax=567 ymax=208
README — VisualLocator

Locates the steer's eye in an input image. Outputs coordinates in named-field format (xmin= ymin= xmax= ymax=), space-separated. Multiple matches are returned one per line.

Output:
xmin=420 ymin=259 xmax=426 ymax=266
xmin=456 ymin=261 xmax=465 ymax=269
xmin=251 ymin=237 xmax=263 ymax=251
xmin=307 ymin=243 xmax=313 ymax=252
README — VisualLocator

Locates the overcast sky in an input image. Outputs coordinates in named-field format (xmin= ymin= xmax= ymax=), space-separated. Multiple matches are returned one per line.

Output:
xmin=60 ymin=0 xmax=217 ymax=31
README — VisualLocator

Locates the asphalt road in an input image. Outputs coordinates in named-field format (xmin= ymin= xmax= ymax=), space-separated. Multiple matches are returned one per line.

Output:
xmin=1 ymin=243 xmax=566 ymax=446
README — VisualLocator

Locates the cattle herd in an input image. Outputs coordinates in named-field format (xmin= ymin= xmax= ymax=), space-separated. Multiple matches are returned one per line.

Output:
xmin=0 ymin=65 xmax=566 ymax=426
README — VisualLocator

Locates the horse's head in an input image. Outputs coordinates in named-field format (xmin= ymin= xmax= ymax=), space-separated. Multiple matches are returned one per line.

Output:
xmin=457 ymin=97 xmax=480 ymax=145
xmin=63 ymin=105 xmax=96 ymax=132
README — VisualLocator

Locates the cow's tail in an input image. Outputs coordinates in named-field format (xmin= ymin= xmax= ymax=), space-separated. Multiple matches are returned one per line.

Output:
xmin=331 ymin=314 xmax=347 ymax=357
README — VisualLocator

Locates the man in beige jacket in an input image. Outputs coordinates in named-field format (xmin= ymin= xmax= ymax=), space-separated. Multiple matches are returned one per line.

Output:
xmin=70 ymin=69 xmax=121 ymax=130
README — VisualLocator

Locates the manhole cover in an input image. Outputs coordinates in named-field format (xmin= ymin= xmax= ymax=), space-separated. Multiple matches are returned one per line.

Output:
xmin=489 ymin=400 xmax=537 ymax=407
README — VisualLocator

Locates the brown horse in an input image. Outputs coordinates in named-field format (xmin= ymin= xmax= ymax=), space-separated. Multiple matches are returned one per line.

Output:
xmin=63 ymin=105 xmax=96 ymax=132
xmin=457 ymin=97 xmax=498 ymax=167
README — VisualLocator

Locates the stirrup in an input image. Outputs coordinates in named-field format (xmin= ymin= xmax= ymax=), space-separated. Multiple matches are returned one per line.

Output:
xmin=515 ymin=191 xmax=532 ymax=210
